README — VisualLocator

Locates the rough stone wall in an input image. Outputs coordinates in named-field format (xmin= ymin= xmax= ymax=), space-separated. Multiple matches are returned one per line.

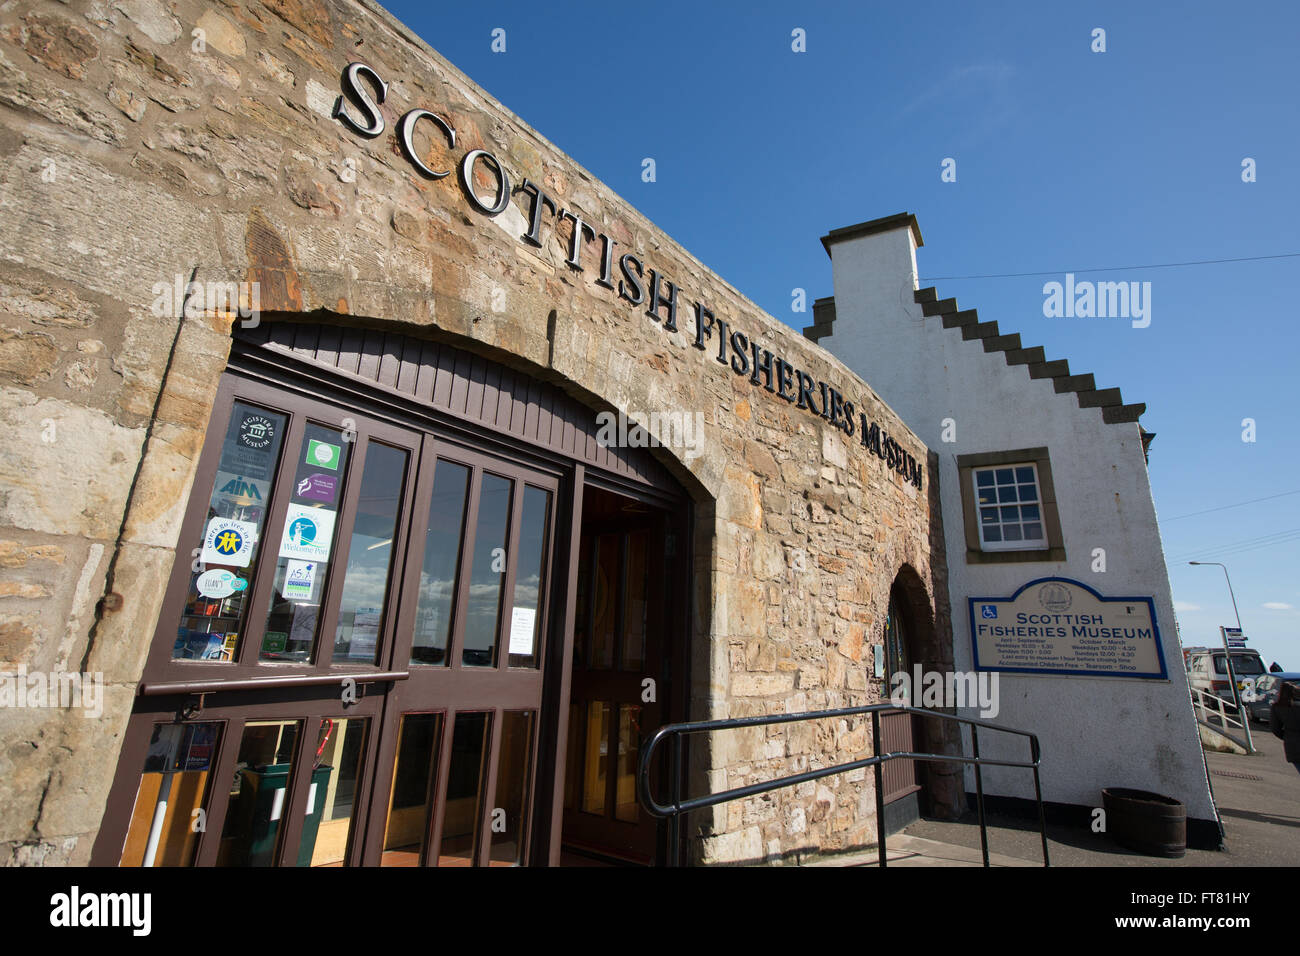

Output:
xmin=0 ymin=0 xmax=946 ymax=865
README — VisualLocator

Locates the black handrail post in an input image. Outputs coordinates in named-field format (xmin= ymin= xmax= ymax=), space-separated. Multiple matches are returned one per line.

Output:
xmin=670 ymin=732 xmax=683 ymax=868
xmin=1031 ymin=736 xmax=1050 ymax=867
xmin=872 ymin=710 xmax=886 ymax=868
xmin=971 ymin=723 xmax=990 ymax=868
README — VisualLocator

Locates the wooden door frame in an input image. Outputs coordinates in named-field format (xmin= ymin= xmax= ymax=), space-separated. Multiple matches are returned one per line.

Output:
xmin=538 ymin=473 xmax=692 ymax=866
xmin=93 ymin=329 xmax=698 ymax=867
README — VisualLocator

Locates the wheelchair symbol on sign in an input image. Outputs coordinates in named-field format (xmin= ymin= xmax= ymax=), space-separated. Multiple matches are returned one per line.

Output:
xmin=981 ymin=605 xmax=998 ymax=620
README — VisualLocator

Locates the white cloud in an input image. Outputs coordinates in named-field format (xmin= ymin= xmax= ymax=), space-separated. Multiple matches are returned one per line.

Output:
xmin=1173 ymin=601 xmax=1202 ymax=612
xmin=1263 ymin=602 xmax=1295 ymax=611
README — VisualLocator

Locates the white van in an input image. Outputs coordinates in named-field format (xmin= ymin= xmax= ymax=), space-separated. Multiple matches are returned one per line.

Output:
xmin=1184 ymin=647 xmax=1267 ymax=703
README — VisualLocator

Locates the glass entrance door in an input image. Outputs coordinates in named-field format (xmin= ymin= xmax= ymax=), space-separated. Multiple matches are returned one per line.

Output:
xmin=361 ymin=444 xmax=558 ymax=867
xmin=97 ymin=374 xmax=559 ymax=867
xmin=562 ymin=487 xmax=667 ymax=864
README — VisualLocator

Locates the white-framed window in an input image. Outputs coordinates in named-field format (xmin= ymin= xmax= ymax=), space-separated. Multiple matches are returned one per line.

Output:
xmin=973 ymin=463 xmax=1048 ymax=551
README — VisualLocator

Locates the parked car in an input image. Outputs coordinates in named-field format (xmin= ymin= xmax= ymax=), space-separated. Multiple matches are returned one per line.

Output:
xmin=1246 ymin=671 xmax=1300 ymax=724
xmin=1184 ymin=647 xmax=1268 ymax=710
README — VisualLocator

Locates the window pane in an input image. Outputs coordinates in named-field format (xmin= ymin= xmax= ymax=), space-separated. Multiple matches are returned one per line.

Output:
xmin=615 ymin=705 xmax=641 ymax=823
xmin=1018 ymin=483 xmax=1038 ymax=502
xmin=308 ymin=717 xmax=369 ymax=867
xmin=508 ymin=486 xmax=551 ymax=669
xmin=1023 ymin=523 xmax=1043 ymax=540
xmin=120 ymin=722 xmax=223 ymax=866
xmin=1015 ymin=466 xmax=1035 ymax=483
xmin=259 ymin=424 xmax=353 ymax=662
xmin=217 ymin=719 xmax=303 ymax=866
xmin=488 ymin=711 xmax=535 ymax=865
xmin=980 ymin=508 xmax=998 ymax=524
xmin=976 ymin=471 xmax=994 ymax=487
xmin=1000 ymin=506 xmax=1019 ymax=522
xmin=175 ymin=402 xmax=287 ymax=662
xmin=462 ymin=474 xmax=513 ymax=668
xmin=334 ymin=442 xmax=409 ymax=664
xmin=564 ymin=701 xmax=582 ymax=811
xmin=1004 ymin=525 xmax=1023 ymax=542
xmin=621 ymin=531 xmax=648 ymax=671
xmin=573 ymin=537 xmax=593 ymax=668
xmin=582 ymin=701 xmax=610 ymax=814
xmin=412 ymin=461 xmax=471 ymax=666
xmin=1021 ymin=504 xmax=1041 ymax=521
xmin=994 ymin=468 xmax=1014 ymax=484
xmin=382 ymin=713 xmax=444 ymax=867
xmin=590 ymin=534 xmax=619 ymax=670
xmin=984 ymin=526 xmax=1002 ymax=542
xmin=997 ymin=484 xmax=1017 ymax=503
xmin=438 ymin=712 xmax=492 ymax=866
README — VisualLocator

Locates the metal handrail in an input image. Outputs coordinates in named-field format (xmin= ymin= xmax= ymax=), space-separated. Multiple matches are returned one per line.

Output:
xmin=1190 ymin=687 xmax=1246 ymax=730
xmin=636 ymin=702 xmax=1048 ymax=868
xmin=1189 ymin=686 xmax=1255 ymax=753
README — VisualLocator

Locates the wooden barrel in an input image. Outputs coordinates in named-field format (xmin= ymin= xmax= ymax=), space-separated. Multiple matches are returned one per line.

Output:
xmin=1102 ymin=788 xmax=1186 ymax=858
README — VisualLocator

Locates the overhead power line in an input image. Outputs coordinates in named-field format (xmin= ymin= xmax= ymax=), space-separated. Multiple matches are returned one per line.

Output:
xmin=1164 ymin=489 xmax=1300 ymax=522
xmin=922 ymin=251 xmax=1300 ymax=281
xmin=1173 ymin=527 xmax=1300 ymax=562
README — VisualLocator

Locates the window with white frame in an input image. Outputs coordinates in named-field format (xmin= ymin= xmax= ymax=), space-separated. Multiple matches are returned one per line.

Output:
xmin=973 ymin=463 xmax=1048 ymax=551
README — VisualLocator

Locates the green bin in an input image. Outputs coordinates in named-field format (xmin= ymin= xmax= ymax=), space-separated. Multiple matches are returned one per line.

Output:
xmin=229 ymin=762 xmax=333 ymax=866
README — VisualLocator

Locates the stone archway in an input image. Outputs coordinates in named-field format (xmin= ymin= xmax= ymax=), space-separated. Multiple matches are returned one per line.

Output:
xmin=889 ymin=563 xmax=964 ymax=820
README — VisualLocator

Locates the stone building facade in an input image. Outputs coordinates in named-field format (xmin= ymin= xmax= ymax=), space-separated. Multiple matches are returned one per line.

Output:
xmin=0 ymin=0 xmax=953 ymax=866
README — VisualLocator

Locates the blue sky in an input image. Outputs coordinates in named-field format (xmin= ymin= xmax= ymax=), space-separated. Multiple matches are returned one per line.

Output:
xmin=383 ymin=0 xmax=1300 ymax=668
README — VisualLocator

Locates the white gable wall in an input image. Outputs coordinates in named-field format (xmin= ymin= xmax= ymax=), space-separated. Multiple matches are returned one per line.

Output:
xmin=821 ymin=220 xmax=1215 ymax=822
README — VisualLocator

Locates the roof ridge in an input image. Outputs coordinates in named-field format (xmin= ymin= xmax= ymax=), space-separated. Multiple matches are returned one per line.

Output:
xmin=913 ymin=286 xmax=1145 ymax=425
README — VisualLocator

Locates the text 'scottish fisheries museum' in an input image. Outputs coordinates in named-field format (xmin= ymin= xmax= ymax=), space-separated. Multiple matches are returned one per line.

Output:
xmin=0 ymin=0 xmax=1215 ymax=866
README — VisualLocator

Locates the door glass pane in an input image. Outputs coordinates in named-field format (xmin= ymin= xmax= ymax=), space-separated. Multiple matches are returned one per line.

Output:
xmin=309 ymin=717 xmax=369 ymax=867
xmin=621 ymin=530 xmax=648 ymax=671
xmin=489 ymin=711 xmax=535 ymax=865
xmin=462 ymin=474 xmax=513 ymax=668
xmin=412 ymin=461 xmax=471 ymax=666
xmin=589 ymin=534 xmax=619 ymax=670
xmin=334 ymin=442 xmax=409 ymax=664
xmin=259 ymin=424 xmax=353 ymax=662
xmin=382 ymin=713 xmax=444 ymax=867
xmin=616 ymin=704 xmax=642 ymax=823
xmin=120 ymin=722 xmax=222 ymax=866
xmin=174 ymin=402 xmax=287 ymax=661
xmin=507 ymin=486 xmax=551 ymax=669
xmin=564 ymin=701 xmax=582 ymax=811
xmin=581 ymin=701 xmax=610 ymax=815
xmin=217 ymin=719 xmax=302 ymax=866
xmin=573 ymin=536 xmax=593 ymax=668
xmin=438 ymin=712 xmax=492 ymax=866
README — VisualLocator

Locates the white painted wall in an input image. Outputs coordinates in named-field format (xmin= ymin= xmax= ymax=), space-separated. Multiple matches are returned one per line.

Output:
xmin=822 ymin=220 xmax=1216 ymax=822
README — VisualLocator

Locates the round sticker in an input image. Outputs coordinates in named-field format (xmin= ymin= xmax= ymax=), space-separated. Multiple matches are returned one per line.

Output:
xmin=196 ymin=569 xmax=249 ymax=599
xmin=238 ymin=414 xmax=277 ymax=449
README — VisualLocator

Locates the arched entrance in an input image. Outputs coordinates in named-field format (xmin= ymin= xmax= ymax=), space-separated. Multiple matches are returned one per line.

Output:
xmin=880 ymin=564 xmax=963 ymax=829
xmin=90 ymin=321 xmax=693 ymax=867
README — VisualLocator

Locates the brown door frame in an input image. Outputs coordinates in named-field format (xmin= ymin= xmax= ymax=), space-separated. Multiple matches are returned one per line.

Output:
xmin=93 ymin=339 xmax=695 ymax=868
xmin=545 ymin=472 xmax=691 ymax=866
xmin=92 ymin=685 xmax=389 ymax=867
xmin=356 ymin=438 xmax=561 ymax=866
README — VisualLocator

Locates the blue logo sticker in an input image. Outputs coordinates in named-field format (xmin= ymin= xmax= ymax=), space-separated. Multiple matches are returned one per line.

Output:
xmin=981 ymin=604 xmax=998 ymax=619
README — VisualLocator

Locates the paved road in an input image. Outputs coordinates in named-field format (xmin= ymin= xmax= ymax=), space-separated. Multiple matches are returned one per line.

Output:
xmin=903 ymin=723 xmax=1300 ymax=866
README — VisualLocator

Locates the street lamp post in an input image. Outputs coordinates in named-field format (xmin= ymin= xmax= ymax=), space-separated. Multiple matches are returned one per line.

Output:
xmin=1189 ymin=561 xmax=1255 ymax=753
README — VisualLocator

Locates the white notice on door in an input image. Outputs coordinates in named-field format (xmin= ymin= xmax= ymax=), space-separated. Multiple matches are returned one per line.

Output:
xmin=509 ymin=606 xmax=537 ymax=656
